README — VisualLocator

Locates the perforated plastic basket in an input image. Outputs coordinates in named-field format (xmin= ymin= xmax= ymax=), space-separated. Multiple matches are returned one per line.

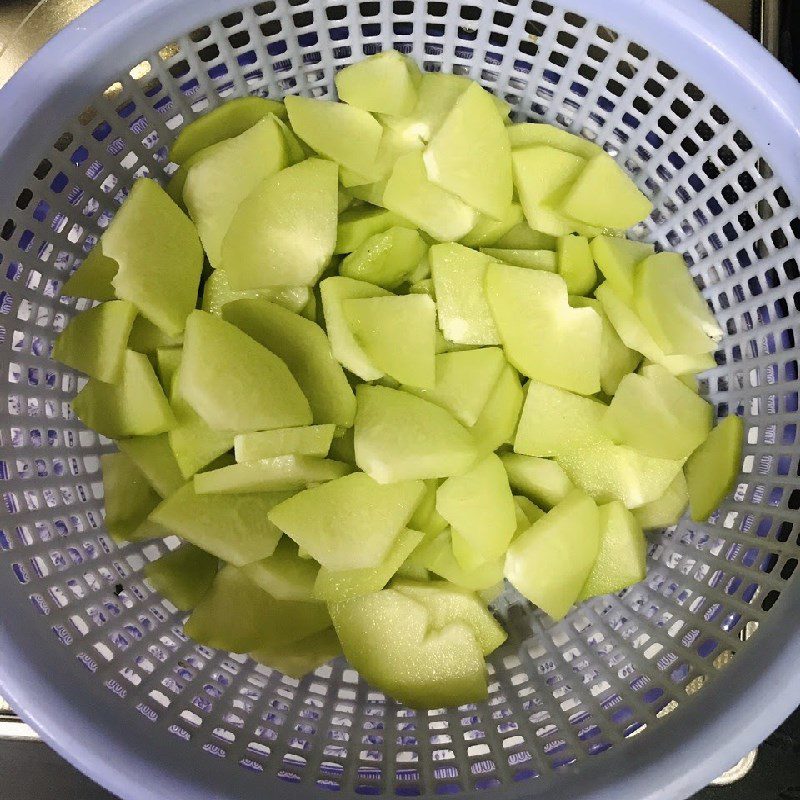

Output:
xmin=0 ymin=0 xmax=799 ymax=798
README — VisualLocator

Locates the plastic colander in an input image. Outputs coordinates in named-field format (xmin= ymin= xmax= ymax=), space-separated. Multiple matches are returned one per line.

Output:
xmin=0 ymin=0 xmax=799 ymax=798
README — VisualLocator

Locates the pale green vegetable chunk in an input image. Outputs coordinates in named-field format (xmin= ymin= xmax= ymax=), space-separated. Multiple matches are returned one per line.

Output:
xmin=73 ymin=350 xmax=175 ymax=438
xmin=268 ymin=471 xmax=425 ymax=571
xmin=393 ymin=579 xmax=506 ymax=655
xmin=354 ymin=385 xmax=479 ymax=483
xmin=275 ymin=115 xmax=308 ymax=164
xmin=408 ymin=480 xmax=449 ymax=537
xmin=242 ymin=538 xmax=320 ymax=602
xmin=314 ymin=527 xmax=424 ymax=602
xmin=53 ymin=300 xmax=137 ymax=383
xmin=104 ymin=179 xmax=203 ymax=337
xmin=127 ymin=315 xmax=183 ymax=355
xmin=201 ymin=270 xmax=309 ymax=316
xmin=335 ymin=50 xmax=418 ymax=116
xmin=504 ymin=489 xmax=600 ymax=619
xmin=500 ymin=454 xmax=574 ymax=509
xmin=234 ymin=425 xmax=336 ymax=462
xmin=150 ymin=482 xmax=290 ymax=565
xmin=514 ymin=495 xmax=544 ymax=527
xmin=436 ymin=454 xmax=516 ymax=563
xmin=595 ymin=282 xmax=715 ymax=376
xmin=559 ymin=152 xmax=653 ymax=229
xmin=603 ymin=365 xmax=713 ymax=460
xmin=481 ymin=248 xmax=557 ymax=271
xmin=320 ymin=276 xmax=390 ymax=381
xmin=579 ymin=501 xmax=646 ymax=600
xmin=557 ymin=235 xmax=596 ymax=295
xmin=222 ymin=298 xmax=356 ymax=427
xmin=634 ymin=471 xmax=689 ymax=529
xmin=404 ymin=347 xmax=506 ymax=426
xmin=590 ymin=235 xmax=654 ymax=303
xmin=507 ymin=122 xmax=603 ymax=159
xmin=62 ymin=246 xmax=118 ymax=301
xmin=494 ymin=222 xmax=556 ymax=250
xmin=221 ymin=158 xmax=338 ymax=288
xmin=422 ymin=531 xmax=504 ymax=591
xmin=145 ymin=544 xmax=218 ymax=611
xmin=460 ymin=204 xmax=524 ymax=248
xmin=341 ymin=123 xmax=423 ymax=185
xmin=117 ymin=434 xmax=185 ymax=498
xmin=194 ymin=455 xmax=351 ymax=494
xmin=430 ymin=243 xmax=500 ymax=346
xmin=156 ymin=347 xmax=182 ymax=392
xmin=183 ymin=115 xmax=288 ymax=268
xmin=328 ymin=427 xmax=356 ymax=467
xmin=169 ymin=96 xmax=286 ymax=164
xmin=343 ymin=294 xmax=436 ymax=389
xmin=685 ymin=415 xmax=743 ymax=521
xmin=486 ymin=263 xmax=602 ymax=395
xmin=340 ymin=227 xmax=427 ymax=289
xmin=177 ymin=310 xmax=312 ymax=432
xmin=101 ymin=452 xmax=161 ymax=542
xmin=423 ymin=83 xmax=512 ymax=219
xmin=185 ymin=564 xmax=330 ymax=653
xmin=330 ymin=588 xmax=488 ymax=708
xmin=285 ymin=95 xmax=382 ymax=176
xmin=383 ymin=152 xmax=477 ymax=242
xmin=470 ymin=364 xmax=523 ymax=455
xmin=634 ymin=252 xmax=723 ymax=356
xmin=250 ymin=627 xmax=342 ymax=678
xmin=335 ymin=207 xmax=414 ymax=254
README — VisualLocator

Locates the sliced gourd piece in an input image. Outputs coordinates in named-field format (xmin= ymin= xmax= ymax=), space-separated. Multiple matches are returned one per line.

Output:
xmin=500 ymin=454 xmax=575 ymax=509
xmin=557 ymin=234 xmax=596 ymax=295
xmin=354 ymin=385 xmax=478 ymax=483
xmin=330 ymin=588 xmax=488 ymax=709
xmin=335 ymin=207 xmax=414 ymax=254
xmin=685 ymin=415 xmax=743 ymax=521
xmin=201 ymin=269 xmax=309 ymax=316
xmin=336 ymin=50 xmax=419 ymax=115
xmin=507 ymin=122 xmax=603 ymax=159
xmin=242 ymin=537 xmax=320 ymax=602
xmin=486 ymin=262 xmax=602 ymax=395
xmin=250 ymin=627 xmax=342 ymax=679
xmin=116 ymin=434 xmax=184 ymax=498
xmin=634 ymin=252 xmax=723 ymax=355
xmin=450 ymin=529 xmax=492 ymax=573
xmin=383 ymin=152 xmax=477 ymax=242
xmin=340 ymin=227 xmax=427 ymax=289
xmin=169 ymin=96 xmax=286 ymax=164
xmin=634 ymin=471 xmax=689 ymax=529
xmin=222 ymin=158 xmax=338 ymax=288
xmin=156 ymin=347 xmax=182 ymax=392
xmin=185 ymin=564 xmax=330 ymax=653
xmin=481 ymin=248 xmax=557 ymax=271
xmin=343 ymin=294 xmax=436 ymax=389
xmin=194 ymin=455 xmax=351 ymax=494
xmin=183 ymin=115 xmax=288 ymax=268
xmin=127 ymin=315 xmax=183 ymax=355
xmin=314 ymin=527 xmax=424 ymax=602
xmin=393 ymin=579 xmax=506 ymax=655
xmin=590 ymin=235 xmax=654 ymax=303
xmin=558 ymin=152 xmax=653 ymax=229
xmin=579 ymin=500 xmax=646 ymax=600
xmin=53 ymin=300 xmax=137 ymax=382
xmin=514 ymin=495 xmax=545 ymax=527
xmin=285 ymin=95 xmax=382 ymax=176
xmin=347 ymin=179 xmax=389 ymax=207
xmin=328 ymin=427 xmax=356 ymax=467
xmin=494 ymin=222 xmax=557 ymax=250
xmin=268 ymin=471 xmax=425 ymax=570
xmin=177 ymin=310 xmax=312 ymax=432
xmin=101 ymin=452 xmax=161 ymax=542
xmin=430 ymin=243 xmax=500 ymax=346
xmin=504 ymin=489 xmax=600 ymax=619
xmin=603 ymin=366 xmax=713 ymax=460
xmin=150 ymin=482 xmax=290 ymax=565
xmin=436 ymin=454 xmax=516 ymax=563
xmin=470 ymin=364 xmax=523 ymax=455
xmin=422 ymin=531 xmax=505 ymax=591
xmin=423 ymin=83 xmax=512 ymax=219
xmin=222 ymin=298 xmax=356 ymax=428
xmin=408 ymin=480 xmax=449 ymax=537
xmin=72 ymin=350 xmax=175 ymax=438
xmin=595 ymin=282 xmax=715 ymax=376
xmin=341 ymin=123 xmax=424 ymax=186
xmin=404 ymin=347 xmax=506 ymax=426
xmin=234 ymin=425 xmax=336 ymax=462
xmin=460 ymin=203 xmax=524 ymax=247
xmin=320 ymin=276 xmax=390 ymax=381
xmin=274 ymin=115 xmax=307 ymax=164
xmin=62 ymin=245 xmax=118 ymax=301
xmin=396 ymin=562 xmax=431 ymax=582
xmin=145 ymin=544 xmax=218 ymax=611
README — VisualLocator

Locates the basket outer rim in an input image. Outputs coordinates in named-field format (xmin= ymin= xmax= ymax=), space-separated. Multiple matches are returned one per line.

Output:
xmin=0 ymin=0 xmax=797 ymax=799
